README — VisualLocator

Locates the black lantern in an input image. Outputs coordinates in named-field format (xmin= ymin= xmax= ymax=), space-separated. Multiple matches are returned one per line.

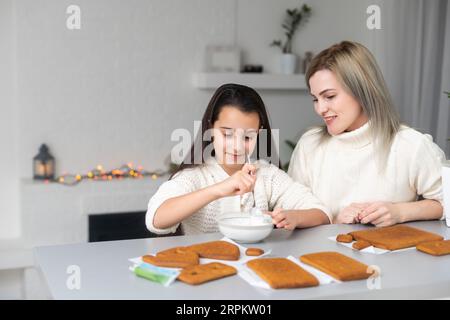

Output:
xmin=33 ymin=144 xmax=55 ymax=180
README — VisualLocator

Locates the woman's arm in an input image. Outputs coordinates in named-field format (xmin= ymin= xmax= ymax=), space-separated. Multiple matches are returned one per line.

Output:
xmin=358 ymin=199 xmax=443 ymax=226
xmin=395 ymin=199 xmax=443 ymax=223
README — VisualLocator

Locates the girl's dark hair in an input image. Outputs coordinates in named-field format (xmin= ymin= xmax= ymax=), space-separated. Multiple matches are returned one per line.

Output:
xmin=170 ymin=83 xmax=280 ymax=179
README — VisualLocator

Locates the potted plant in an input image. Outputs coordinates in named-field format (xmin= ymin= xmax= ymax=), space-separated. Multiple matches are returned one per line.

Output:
xmin=281 ymin=139 xmax=297 ymax=172
xmin=444 ymin=90 xmax=450 ymax=144
xmin=270 ymin=4 xmax=312 ymax=74
xmin=442 ymin=91 xmax=450 ymax=227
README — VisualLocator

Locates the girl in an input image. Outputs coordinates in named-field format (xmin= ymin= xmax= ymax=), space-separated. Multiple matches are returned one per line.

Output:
xmin=288 ymin=41 xmax=445 ymax=227
xmin=146 ymin=83 xmax=331 ymax=235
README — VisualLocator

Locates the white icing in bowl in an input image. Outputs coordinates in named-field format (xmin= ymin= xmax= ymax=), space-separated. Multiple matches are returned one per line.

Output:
xmin=217 ymin=212 xmax=274 ymax=243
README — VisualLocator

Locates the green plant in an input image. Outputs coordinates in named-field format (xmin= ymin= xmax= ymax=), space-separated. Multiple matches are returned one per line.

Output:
xmin=270 ymin=4 xmax=312 ymax=54
xmin=444 ymin=91 xmax=450 ymax=141
xmin=282 ymin=139 xmax=297 ymax=172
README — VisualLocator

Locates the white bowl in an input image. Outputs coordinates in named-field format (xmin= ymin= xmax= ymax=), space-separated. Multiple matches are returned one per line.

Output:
xmin=217 ymin=212 xmax=274 ymax=243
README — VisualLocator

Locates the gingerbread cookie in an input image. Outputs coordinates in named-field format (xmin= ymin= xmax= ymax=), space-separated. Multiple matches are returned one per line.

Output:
xmin=352 ymin=240 xmax=371 ymax=251
xmin=178 ymin=262 xmax=237 ymax=285
xmin=416 ymin=240 xmax=450 ymax=256
xmin=349 ymin=225 xmax=443 ymax=251
xmin=336 ymin=234 xmax=354 ymax=243
xmin=245 ymin=248 xmax=264 ymax=256
xmin=300 ymin=251 xmax=374 ymax=281
xmin=247 ymin=258 xmax=319 ymax=289
xmin=187 ymin=241 xmax=240 ymax=261
xmin=142 ymin=246 xmax=199 ymax=268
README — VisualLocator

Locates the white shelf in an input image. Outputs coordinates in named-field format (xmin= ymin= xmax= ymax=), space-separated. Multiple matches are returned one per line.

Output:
xmin=0 ymin=238 xmax=33 ymax=270
xmin=192 ymin=72 xmax=308 ymax=90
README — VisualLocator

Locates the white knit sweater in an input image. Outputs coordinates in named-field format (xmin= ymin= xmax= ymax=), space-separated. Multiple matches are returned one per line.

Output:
xmin=288 ymin=122 xmax=446 ymax=221
xmin=146 ymin=158 xmax=331 ymax=235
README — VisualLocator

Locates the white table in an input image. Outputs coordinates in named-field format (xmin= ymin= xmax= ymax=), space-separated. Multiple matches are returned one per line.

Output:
xmin=34 ymin=221 xmax=450 ymax=299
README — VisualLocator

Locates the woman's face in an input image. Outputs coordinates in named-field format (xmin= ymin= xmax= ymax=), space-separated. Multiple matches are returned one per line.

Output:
xmin=309 ymin=69 xmax=368 ymax=135
xmin=212 ymin=106 xmax=260 ymax=166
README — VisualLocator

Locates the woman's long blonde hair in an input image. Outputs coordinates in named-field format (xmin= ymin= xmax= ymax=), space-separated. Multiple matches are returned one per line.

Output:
xmin=305 ymin=41 xmax=400 ymax=170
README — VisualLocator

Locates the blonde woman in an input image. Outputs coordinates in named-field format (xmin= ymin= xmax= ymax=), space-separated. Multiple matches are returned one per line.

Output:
xmin=286 ymin=41 xmax=446 ymax=227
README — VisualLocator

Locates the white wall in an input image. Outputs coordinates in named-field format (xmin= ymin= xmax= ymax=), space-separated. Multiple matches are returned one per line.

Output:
xmin=0 ymin=0 xmax=20 ymax=239
xmin=1 ymin=0 xmax=377 ymax=239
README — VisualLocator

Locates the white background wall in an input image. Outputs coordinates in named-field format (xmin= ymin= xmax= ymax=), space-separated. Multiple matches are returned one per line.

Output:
xmin=1 ymin=0 xmax=380 ymax=239
xmin=0 ymin=0 xmax=20 ymax=239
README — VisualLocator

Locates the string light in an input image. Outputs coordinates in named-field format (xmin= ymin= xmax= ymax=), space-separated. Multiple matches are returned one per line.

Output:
xmin=48 ymin=163 xmax=172 ymax=186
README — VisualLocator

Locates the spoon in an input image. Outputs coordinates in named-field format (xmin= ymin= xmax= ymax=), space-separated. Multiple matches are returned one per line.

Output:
xmin=245 ymin=153 xmax=260 ymax=215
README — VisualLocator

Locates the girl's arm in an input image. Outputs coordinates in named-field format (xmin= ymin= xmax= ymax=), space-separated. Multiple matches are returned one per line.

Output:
xmin=270 ymin=208 xmax=330 ymax=230
xmin=290 ymin=208 xmax=331 ymax=228
xmin=153 ymin=164 xmax=257 ymax=230
xmin=153 ymin=185 xmax=222 ymax=229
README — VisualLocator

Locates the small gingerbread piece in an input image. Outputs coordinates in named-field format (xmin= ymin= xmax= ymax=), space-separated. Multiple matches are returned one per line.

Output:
xmin=352 ymin=240 xmax=371 ymax=251
xmin=336 ymin=234 xmax=354 ymax=243
xmin=245 ymin=248 xmax=264 ymax=256
xmin=416 ymin=240 xmax=450 ymax=256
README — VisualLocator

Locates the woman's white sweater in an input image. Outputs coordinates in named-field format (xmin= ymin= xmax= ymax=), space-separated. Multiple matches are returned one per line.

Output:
xmin=146 ymin=158 xmax=331 ymax=235
xmin=288 ymin=122 xmax=446 ymax=221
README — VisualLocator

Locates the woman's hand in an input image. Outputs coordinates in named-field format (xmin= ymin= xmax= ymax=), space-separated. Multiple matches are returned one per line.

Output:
xmin=268 ymin=207 xmax=299 ymax=230
xmin=358 ymin=202 xmax=402 ymax=227
xmin=334 ymin=203 xmax=368 ymax=224
xmin=213 ymin=164 xmax=257 ymax=197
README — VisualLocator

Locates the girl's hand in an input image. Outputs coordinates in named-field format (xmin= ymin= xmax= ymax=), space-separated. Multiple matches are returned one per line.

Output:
xmin=334 ymin=203 xmax=368 ymax=224
xmin=268 ymin=208 xmax=298 ymax=230
xmin=358 ymin=202 xmax=402 ymax=227
xmin=214 ymin=164 xmax=257 ymax=197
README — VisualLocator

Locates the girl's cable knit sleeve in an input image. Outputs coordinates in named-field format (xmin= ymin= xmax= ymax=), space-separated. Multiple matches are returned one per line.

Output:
xmin=145 ymin=169 xmax=198 ymax=234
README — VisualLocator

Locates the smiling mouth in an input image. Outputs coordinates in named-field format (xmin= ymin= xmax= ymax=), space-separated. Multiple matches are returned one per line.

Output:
xmin=324 ymin=115 xmax=337 ymax=123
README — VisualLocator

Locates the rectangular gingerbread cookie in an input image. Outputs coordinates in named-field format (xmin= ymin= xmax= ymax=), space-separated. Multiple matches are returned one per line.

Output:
xmin=177 ymin=262 xmax=237 ymax=285
xmin=416 ymin=240 xmax=450 ymax=256
xmin=300 ymin=251 xmax=373 ymax=281
xmin=349 ymin=225 xmax=443 ymax=251
xmin=246 ymin=258 xmax=319 ymax=289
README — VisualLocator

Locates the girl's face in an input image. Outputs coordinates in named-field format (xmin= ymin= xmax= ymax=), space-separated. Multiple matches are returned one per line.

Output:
xmin=212 ymin=106 xmax=260 ymax=167
xmin=309 ymin=69 xmax=368 ymax=135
